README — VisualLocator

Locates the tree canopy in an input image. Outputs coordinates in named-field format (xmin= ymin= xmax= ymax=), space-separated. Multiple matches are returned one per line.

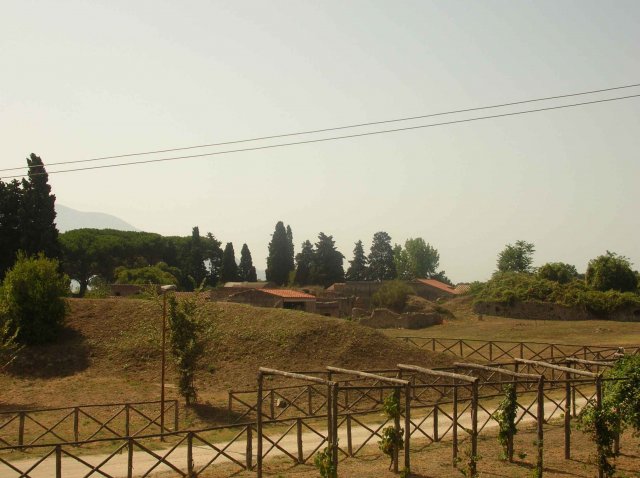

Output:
xmin=496 ymin=240 xmax=535 ymax=274
xmin=238 ymin=244 xmax=257 ymax=282
xmin=537 ymin=262 xmax=579 ymax=284
xmin=346 ymin=240 xmax=368 ymax=281
xmin=368 ymin=231 xmax=396 ymax=280
xmin=266 ymin=221 xmax=293 ymax=285
xmin=221 ymin=242 xmax=239 ymax=283
xmin=294 ymin=240 xmax=315 ymax=286
xmin=309 ymin=232 xmax=344 ymax=287
xmin=586 ymin=252 xmax=637 ymax=292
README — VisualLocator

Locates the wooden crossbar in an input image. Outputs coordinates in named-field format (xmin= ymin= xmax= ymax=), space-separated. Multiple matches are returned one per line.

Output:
xmin=564 ymin=357 xmax=615 ymax=367
xmin=326 ymin=366 xmax=409 ymax=385
xmin=398 ymin=364 xmax=477 ymax=383
xmin=514 ymin=358 xmax=598 ymax=377
xmin=259 ymin=367 xmax=335 ymax=385
xmin=454 ymin=362 xmax=541 ymax=379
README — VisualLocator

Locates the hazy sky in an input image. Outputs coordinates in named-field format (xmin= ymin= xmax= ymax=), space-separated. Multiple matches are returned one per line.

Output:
xmin=2 ymin=1 xmax=639 ymax=282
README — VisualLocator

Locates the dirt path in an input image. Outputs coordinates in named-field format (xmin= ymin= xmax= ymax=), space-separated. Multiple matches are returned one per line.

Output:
xmin=3 ymin=398 xmax=584 ymax=478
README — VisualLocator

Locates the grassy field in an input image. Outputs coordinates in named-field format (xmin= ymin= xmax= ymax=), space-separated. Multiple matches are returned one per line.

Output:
xmin=383 ymin=296 xmax=640 ymax=346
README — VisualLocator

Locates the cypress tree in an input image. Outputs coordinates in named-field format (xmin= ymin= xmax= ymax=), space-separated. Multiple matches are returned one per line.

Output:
xmin=204 ymin=232 xmax=223 ymax=286
xmin=182 ymin=226 xmax=207 ymax=290
xmin=345 ymin=240 xmax=368 ymax=281
xmin=294 ymin=240 xmax=315 ymax=286
xmin=286 ymin=225 xmax=295 ymax=273
xmin=266 ymin=221 xmax=291 ymax=285
xmin=221 ymin=242 xmax=239 ymax=283
xmin=368 ymin=231 xmax=396 ymax=280
xmin=310 ymin=232 xmax=344 ymax=287
xmin=19 ymin=154 xmax=60 ymax=259
xmin=238 ymin=243 xmax=257 ymax=282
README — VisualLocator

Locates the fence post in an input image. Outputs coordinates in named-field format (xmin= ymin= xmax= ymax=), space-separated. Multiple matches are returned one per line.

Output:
xmin=18 ymin=411 xmax=25 ymax=446
xmin=246 ymin=424 xmax=253 ymax=470
xmin=56 ymin=444 xmax=62 ymax=478
xmin=596 ymin=376 xmax=604 ymax=478
xmin=489 ymin=341 xmax=493 ymax=362
xmin=433 ymin=404 xmax=439 ymax=442
xmin=128 ymin=437 xmax=134 ymax=478
xmin=332 ymin=384 xmax=339 ymax=472
xmin=452 ymin=386 xmax=458 ymax=466
xmin=508 ymin=386 xmax=515 ymax=462
xmin=125 ymin=404 xmax=130 ymax=437
xmin=257 ymin=372 xmax=264 ymax=478
xmin=187 ymin=432 xmax=193 ymax=476
xmin=471 ymin=380 xmax=478 ymax=477
xmin=228 ymin=391 xmax=233 ymax=413
xmin=404 ymin=383 xmax=411 ymax=472
xmin=536 ymin=376 xmax=545 ymax=477
xmin=565 ymin=374 xmax=571 ymax=459
xmin=519 ymin=342 xmax=524 ymax=359
xmin=269 ymin=390 xmax=275 ymax=420
xmin=308 ymin=386 xmax=313 ymax=415
xmin=347 ymin=414 xmax=353 ymax=456
xmin=296 ymin=418 xmax=303 ymax=463
xmin=73 ymin=407 xmax=79 ymax=443
xmin=174 ymin=400 xmax=179 ymax=432
xmin=393 ymin=388 xmax=400 ymax=474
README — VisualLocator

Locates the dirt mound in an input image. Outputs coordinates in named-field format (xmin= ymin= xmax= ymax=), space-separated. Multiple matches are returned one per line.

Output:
xmin=1 ymin=298 xmax=453 ymax=412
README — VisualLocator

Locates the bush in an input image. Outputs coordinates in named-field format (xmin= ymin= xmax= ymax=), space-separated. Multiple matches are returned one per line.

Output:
xmin=537 ymin=262 xmax=578 ymax=284
xmin=372 ymin=281 xmax=414 ymax=312
xmin=0 ymin=253 xmax=69 ymax=345
xmin=586 ymin=252 xmax=638 ymax=292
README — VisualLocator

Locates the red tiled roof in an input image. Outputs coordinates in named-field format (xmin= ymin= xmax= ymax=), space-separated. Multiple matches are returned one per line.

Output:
xmin=415 ymin=279 xmax=458 ymax=294
xmin=261 ymin=289 xmax=316 ymax=299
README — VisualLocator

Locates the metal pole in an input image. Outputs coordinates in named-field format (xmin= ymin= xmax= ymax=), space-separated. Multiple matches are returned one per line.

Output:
xmin=160 ymin=290 xmax=168 ymax=441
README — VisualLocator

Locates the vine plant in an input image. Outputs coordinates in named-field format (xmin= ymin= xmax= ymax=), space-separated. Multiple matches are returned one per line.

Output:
xmin=379 ymin=390 xmax=405 ymax=472
xmin=314 ymin=445 xmax=337 ymax=478
xmin=495 ymin=384 xmax=518 ymax=461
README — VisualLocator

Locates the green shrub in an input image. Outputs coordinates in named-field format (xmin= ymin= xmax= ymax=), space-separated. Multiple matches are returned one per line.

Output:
xmin=0 ymin=253 xmax=69 ymax=345
xmin=372 ymin=281 xmax=414 ymax=312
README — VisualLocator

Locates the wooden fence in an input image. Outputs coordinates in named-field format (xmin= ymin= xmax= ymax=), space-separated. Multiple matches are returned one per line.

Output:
xmin=0 ymin=400 xmax=179 ymax=447
xmin=396 ymin=336 xmax=638 ymax=362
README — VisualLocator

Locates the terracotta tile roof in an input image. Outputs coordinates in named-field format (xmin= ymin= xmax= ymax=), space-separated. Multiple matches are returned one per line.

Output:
xmin=261 ymin=289 xmax=316 ymax=299
xmin=415 ymin=279 xmax=458 ymax=294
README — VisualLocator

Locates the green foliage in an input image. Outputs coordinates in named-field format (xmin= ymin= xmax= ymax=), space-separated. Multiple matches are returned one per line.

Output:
xmin=586 ymin=251 xmax=638 ymax=293
xmin=495 ymin=384 xmax=518 ymax=460
xmin=167 ymin=292 xmax=207 ymax=405
xmin=393 ymin=244 xmax=412 ymax=280
xmin=345 ymin=240 xmax=368 ymax=281
xmin=294 ymin=240 xmax=315 ymax=286
xmin=313 ymin=446 xmax=337 ymax=478
xmin=379 ymin=391 xmax=404 ymax=470
xmin=473 ymin=272 xmax=640 ymax=316
xmin=404 ymin=237 xmax=440 ymax=279
xmin=455 ymin=447 xmax=481 ymax=478
xmin=221 ymin=242 xmax=239 ymax=283
xmin=537 ymin=262 xmax=578 ymax=284
xmin=0 ymin=298 xmax=21 ymax=370
xmin=0 ymin=179 xmax=22 ymax=278
xmin=238 ymin=244 xmax=257 ymax=282
xmin=577 ymin=399 xmax=619 ymax=478
xmin=368 ymin=231 xmax=396 ymax=280
xmin=496 ymin=240 xmax=535 ymax=274
xmin=0 ymin=253 xmax=68 ymax=345
xmin=372 ymin=281 xmax=414 ymax=312
xmin=309 ymin=233 xmax=345 ymax=287
xmin=114 ymin=262 xmax=179 ymax=285
xmin=266 ymin=221 xmax=294 ymax=286
xmin=603 ymin=355 xmax=640 ymax=435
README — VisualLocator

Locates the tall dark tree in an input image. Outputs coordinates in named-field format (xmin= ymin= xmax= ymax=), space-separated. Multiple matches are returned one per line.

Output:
xmin=181 ymin=226 xmax=207 ymax=290
xmin=238 ymin=243 xmax=257 ymax=282
xmin=310 ymin=232 xmax=344 ymax=287
xmin=204 ymin=233 xmax=224 ymax=286
xmin=0 ymin=180 xmax=22 ymax=278
xmin=221 ymin=242 xmax=239 ymax=283
xmin=19 ymin=154 xmax=60 ymax=259
xmin=346 ymin=240 xmax=368 ymax=281
xmin=286 ymin=225 xmax=295 ymax=273
xmin=368 ymin=231 xmax=396 ymax=280
xmin=266 ymin=221 xmax=292 ymax=285
xmin=294 ymin=240 xmax=315 ymax=285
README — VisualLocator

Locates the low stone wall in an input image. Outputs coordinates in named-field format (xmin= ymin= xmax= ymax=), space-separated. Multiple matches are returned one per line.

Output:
xmin=358 ymin=309 xmax=443 ymax=329
xmin=474 ymin=301 xmax=640 ymax=322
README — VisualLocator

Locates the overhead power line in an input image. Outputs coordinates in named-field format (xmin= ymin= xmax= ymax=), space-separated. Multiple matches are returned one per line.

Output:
xmin=2 ymin=92 xmax=639 ymax=180
xmin=1 ymin=82 xmax=640 ymax=173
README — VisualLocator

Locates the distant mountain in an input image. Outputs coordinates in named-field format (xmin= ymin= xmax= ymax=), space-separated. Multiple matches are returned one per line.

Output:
xmin=56 ymin=204 xmax=139 ymax=232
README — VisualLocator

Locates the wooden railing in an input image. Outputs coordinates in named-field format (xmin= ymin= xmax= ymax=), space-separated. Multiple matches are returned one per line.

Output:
xmin=0 ymin=400 xmax=179 ymax=447
xmin=396 ymin=336 xmax=638 ymax=362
